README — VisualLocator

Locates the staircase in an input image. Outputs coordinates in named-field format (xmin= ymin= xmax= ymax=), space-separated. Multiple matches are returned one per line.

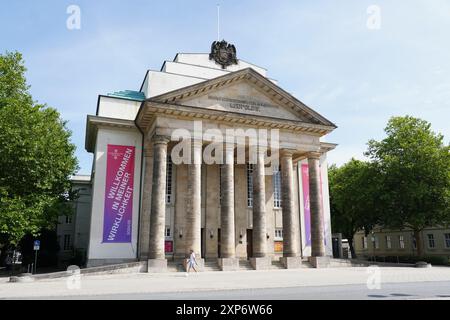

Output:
xmin=203 ymin=259 xmax=221 ymax=272
xmin=270 ymin=260 xmax=285 ymax=270
xmin=238 ymin=259 xmax=254 ymax=271
xmin=167 ymin=260 xmax=185 ymax=272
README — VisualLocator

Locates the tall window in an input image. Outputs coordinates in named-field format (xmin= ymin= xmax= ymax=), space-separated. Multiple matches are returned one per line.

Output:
xmin=362 ymin=236 xmax=367 ymax=249
xmin=166 ymin=155 xmax=173 ymax=204
xmin=374 ymin=236 xmax=379 ymax=249
xmin=399 ymin=235 xmax=405 ymax=249
xmin=273 ymin=166 xmax=282 ymax=208
xmin=65 ymin=215 xmax=72 ymax=224
xmin=247 ymin=164 xmax=254 ymax=207
xmin=386 ymin=236 xmax=392 ymax=249
xmin=427 ymin=234 xmax=435 ymax=248
xmin=165 ymin=227 xmax=171 ymax=238
xmin=444 ymin=233 xmax=450 ymax=248
xmin=412 ymin=235 xmax=417 ymax=249
xmin=63 ymin=234 xmax=71 ymax=251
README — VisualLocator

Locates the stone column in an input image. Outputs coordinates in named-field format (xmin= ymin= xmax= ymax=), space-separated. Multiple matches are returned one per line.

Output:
xmin=218 ymin=144 xmax=239 ymax=271
xmin=251 ymin=148 xmax=271 ymax=269
xmin=308 ymin=152 xmax=329 ymax=268
xmin=147 ymin=135 xmax=170 ymax=272
xmin=280 ymin=150 xmax=301 ymax=269
xmin=185 ymin=139 xmax=204 ymax=269
xmin=138 ymin=141 xmax=152 ymax=260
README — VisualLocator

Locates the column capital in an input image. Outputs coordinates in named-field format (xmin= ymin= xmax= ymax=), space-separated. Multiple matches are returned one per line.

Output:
xmin=306 ymin=151 xmax=322 ymax=160
xmin=151 ymin=134 xmax=170 ymax=145
xmin=190 ymin=138 xmax=203 ymax=147
xmin=280 ymin=149 xmax=295 ymax=158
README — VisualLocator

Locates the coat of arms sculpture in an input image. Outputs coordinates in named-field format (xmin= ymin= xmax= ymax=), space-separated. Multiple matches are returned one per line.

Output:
xmin=209 ymin=40 xmax=238 ymax=69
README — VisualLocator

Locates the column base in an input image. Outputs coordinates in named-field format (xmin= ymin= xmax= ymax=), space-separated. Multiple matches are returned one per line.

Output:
xmin=218 ymin=258 xmax=240 ymax=271
xmin=308 ymin=256 xmax=331 ymax=268
xmin=147 ymin=259 xmax=167 ymax=273
xmin=280 ymin=256 xmax=302 ymax=269
xmin=250 ymin=257 xmax=271 ymax=270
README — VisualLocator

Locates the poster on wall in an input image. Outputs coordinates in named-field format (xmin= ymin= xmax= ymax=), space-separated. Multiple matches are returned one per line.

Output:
xmin=102 ymin=144 xmax=135 ymax=243
xmin=301 ymin=163 xmax=326 ymax=247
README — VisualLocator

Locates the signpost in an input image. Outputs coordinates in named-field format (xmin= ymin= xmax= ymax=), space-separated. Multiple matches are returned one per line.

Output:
xmin=33 ymin=240 xmax=40 ymax=274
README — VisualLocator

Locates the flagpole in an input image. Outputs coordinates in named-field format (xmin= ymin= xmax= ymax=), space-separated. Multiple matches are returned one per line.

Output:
xmin=217 ymin=4 xmax=220 ymax=41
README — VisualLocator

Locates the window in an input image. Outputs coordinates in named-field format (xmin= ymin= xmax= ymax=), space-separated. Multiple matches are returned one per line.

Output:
xmin=374 ymin=236 xmax=379 ymax=249
xmin=428 ymin=234 xmax=435 ymax=248
xmin=386 ymin=236 xmax=392 ymax=249
xmin=399 ymin=235 xmax=405 ymax=249
xmin=412 ymin=235 xmax=417 ymax=249
xmin=165 ymin=227 xmax=171 ymax=238
xmin=65 ymin=215 xmax=72 ymax=224
xmin=362 ymin=236 xmax=367 ymax=249
xmin=443 ymin=233 xmax=450 ymax=248
xmin=166 ymin=156 xmax=173 ymax=204
xmin=246 ymin=164 xmax=254 ymax=207
xmin=274 ymin=229 xmax=283 ymax=240
xmin=63 ymin=234 xmax=71 ymax=251
xmin=273 ymin=166 xmax=282 ymax=208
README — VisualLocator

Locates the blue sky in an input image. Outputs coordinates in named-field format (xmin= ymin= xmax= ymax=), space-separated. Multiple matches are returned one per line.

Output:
xmin=1 ymin=1 xmax=449 ymax=174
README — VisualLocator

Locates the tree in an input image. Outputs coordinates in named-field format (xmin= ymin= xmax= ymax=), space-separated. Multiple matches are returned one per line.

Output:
xmin=329 ymin=159 xmax=382 ymax=258
xmin=366 ymin=116 xmax=450 ymax=257
xmin=0 ymin=51 xmax=78 ymax=247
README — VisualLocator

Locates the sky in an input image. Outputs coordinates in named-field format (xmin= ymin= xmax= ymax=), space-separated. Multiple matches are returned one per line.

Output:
xmin=1 ymin=0 xmax=449 ymax=174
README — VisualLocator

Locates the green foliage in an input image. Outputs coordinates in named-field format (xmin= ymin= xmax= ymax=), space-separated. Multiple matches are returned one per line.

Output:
xmin=329 ymin=159 xmax=382 ymax=257
xmin=366 ymin=116 xmax=450 ymax=231
xmin=0 ymin=51 xmax=78 ymax=245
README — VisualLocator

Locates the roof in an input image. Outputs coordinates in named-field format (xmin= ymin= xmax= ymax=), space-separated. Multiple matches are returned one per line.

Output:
xmin=106 ymin=90 xmax=145 ymax=101
xmin=144 ymin=68 xmax=337 ymax=128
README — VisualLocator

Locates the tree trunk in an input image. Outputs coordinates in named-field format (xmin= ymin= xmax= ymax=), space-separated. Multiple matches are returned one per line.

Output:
xmin=414 ymin=229 xmax=424 ymax=258
xmin=348 ymin=236 xmax=357 ymax=259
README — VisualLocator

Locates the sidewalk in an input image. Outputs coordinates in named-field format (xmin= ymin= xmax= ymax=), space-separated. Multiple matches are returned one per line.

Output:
xmin=1 ymin=266 xmax=450 ymax=299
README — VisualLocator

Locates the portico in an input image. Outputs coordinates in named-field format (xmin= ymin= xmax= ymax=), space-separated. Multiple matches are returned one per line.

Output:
xmin=85 ymin=42 xmax=337 ymax=271
xmin=135 ymin=67 xmax=336 ymax=272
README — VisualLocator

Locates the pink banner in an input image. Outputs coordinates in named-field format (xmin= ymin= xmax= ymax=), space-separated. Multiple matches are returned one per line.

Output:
xmin=301 ymin=163 xmax=326 ymax=247
xmin=103 ymin=145 xmax=135 ymax=243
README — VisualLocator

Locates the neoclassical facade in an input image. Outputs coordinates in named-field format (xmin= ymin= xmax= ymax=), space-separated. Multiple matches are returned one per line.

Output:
xmin=85 ymin=42 xmax=337 ymax=270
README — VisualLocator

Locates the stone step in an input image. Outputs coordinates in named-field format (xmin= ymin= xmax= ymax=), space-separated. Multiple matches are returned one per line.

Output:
xmin=270 ymin=261 xmax=285 ymax=270
xmin=238 ymin=260 xmax=254 ymax=271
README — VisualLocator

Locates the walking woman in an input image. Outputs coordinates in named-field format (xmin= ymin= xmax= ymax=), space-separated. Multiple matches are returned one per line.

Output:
xmin=186 ymin=249 xmax=198 ymax=273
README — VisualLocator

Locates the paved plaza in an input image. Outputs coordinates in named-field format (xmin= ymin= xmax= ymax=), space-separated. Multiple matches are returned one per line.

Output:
xmin=1 ymin=266 xmax=450 ymax=299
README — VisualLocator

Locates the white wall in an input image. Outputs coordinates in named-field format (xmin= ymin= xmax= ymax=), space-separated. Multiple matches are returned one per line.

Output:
xmin=144 ymin=71 xmax=205 ymax=98
xmin=87 ymin=127 xmax=142 ymax=261
xmin=97 ymin=96 xmax=141 ymax=120
xmin=175 ymin=53 xmax=267 ymax=76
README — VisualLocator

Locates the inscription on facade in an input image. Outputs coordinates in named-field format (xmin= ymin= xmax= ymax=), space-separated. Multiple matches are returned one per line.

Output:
xmin=208 ymin=95 xmax=276 ymax=113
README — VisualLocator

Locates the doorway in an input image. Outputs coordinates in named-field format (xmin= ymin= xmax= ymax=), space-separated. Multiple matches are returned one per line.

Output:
xmin=201 ymin=228 xmax=205 ymax=258
xmin=246 ymin=229 xmax=253 ymax=259
xmin=217 ymin=229 xmax=221 ymax=258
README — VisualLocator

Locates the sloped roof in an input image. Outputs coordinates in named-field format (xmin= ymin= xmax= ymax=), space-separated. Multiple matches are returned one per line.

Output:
xmin=107 ymin=90 xmax=145 ymax=101
xmin=146 ymin=68 xmax=336 ymax=128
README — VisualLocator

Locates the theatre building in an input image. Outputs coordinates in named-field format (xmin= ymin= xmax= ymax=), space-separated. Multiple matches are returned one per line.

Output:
xmin=84 ymin=41 xmax=337 ymax=271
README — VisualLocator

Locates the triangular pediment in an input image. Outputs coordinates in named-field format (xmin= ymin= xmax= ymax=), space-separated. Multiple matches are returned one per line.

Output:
xmin=147 ymin=68 xmax=336 ymax=127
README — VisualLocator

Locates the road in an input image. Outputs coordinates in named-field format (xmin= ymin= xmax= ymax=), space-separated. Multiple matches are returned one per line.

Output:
xmin=17 ymin=280 xmax=450 ymax=300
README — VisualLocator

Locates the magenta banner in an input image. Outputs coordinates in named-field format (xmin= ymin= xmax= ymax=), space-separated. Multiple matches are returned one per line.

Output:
xmin=103 ymin=145 xmax=135 ymax=243
xmin=301 ymin=164 xmax=312 ymax=246
xmin=301 ymin=163 xmax=326 ymax=247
